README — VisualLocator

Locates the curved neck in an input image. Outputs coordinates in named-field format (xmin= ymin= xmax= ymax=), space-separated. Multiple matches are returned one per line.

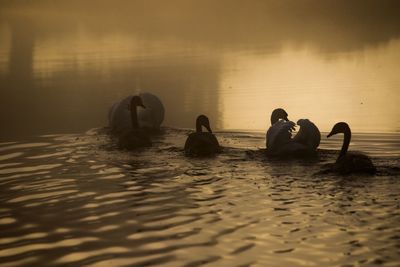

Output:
xmin=271 ymin=111 xmax=283 ymax=125
xmin=338 ymin=127 xmax=351 ymax=161
xmin=196 ymin=121 xmax=203 ymax=133
xmin=270 ymin=113 xmax=278 ymax=125
xmin=130 ymin=104 xmax=139 ymax=129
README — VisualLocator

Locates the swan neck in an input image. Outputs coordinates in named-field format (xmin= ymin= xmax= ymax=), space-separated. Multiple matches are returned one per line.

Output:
xmin=196 ymin=122 xmax=203 ymax=133
xmin=130 ymin=104 xmax=139 ymax=129
xmin=338 ymin=128 xmax=351 ymax=161
xmin=270 ymin=113 xmax=278 ymax=125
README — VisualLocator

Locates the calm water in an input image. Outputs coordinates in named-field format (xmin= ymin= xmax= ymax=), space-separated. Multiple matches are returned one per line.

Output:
xmin=0 ymin=1 xmax=400 ymax=266
xmin=0 ymin=1 xmax=400 ymax=139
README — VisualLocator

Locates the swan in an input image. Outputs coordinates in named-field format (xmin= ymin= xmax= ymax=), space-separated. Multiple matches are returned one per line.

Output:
xmin=109 ymin=92 xmax=165 ymax=133
xmin=115 ymin=96 xmax=151 ymax=149
xmin=184 ymin=115 xmax=220 ymax=156
xmin=266 ymin=108 xmax=320 ymax=157
xmin=325 ymin=122 xmax=376 ymax=174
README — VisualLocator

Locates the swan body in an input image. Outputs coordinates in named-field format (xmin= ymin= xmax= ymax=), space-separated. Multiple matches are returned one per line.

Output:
xmin=328 ymin=153 xmax=376 ymax=174
xmin=326 ymin=122 xmax=376 ymax=174
xmin=109 ymin=92 xmax=164 ymax=133
xmin=184 ymin=115 xmax=220 ymax=157
xmin=266 ymin=108 xmax=320 ymax=157
xmin=112 ymin=96 xmax=151 ymax=149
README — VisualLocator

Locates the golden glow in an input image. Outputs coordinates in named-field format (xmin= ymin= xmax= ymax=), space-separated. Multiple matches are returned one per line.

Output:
xmin=221 ymin=41 xmax=400 ymax=132
xmin=0 ymin=1 xmax=399 ymax=137
xmin=32 ymin=31 xmax=214 ymax=79
xmin=56 ymin=247 xmax=130 ymax=264
xmin=4 ymin=30 xmax=398 ymax=133
xmin=0 ymin=237 xmax=99 ymax=257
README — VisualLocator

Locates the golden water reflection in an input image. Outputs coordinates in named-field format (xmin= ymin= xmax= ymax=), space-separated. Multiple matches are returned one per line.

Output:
xmin=0 ymin=132 xmax=398 ymax=266
xmin=26 ymin=33 xmax=400 ymax=133
xmin=0 ymin=1 xmax=399 ymax=139
xmin=221 ymin=41 xmax=400 ymax=132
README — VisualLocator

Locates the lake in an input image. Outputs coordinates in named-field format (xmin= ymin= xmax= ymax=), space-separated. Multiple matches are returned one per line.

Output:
xmin=0 ymin=1 xmax=399 ymax=266
xmin=0 ymin=1 xmax=400 ymax=138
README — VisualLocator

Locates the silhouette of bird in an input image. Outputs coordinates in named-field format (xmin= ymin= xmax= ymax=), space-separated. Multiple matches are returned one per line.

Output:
xmin=266 ymin=108 xmax=320 ymax=157
xmin=325 ymin=122 xmax=376 ymax=174
xmin=115 ymin=96 xmax=151 ymax=149
xmin=184 ymin=115 xmax=220 ymax=157
xmin=109 ymin=92 xmax=164 ymax=133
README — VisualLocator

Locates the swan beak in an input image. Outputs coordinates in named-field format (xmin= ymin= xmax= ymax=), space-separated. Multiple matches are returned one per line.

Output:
xmin=327 ymin=132 xmax=333 ymax=138
xmin=285 ymin=116 xmax=289 ymax=121
xmin=139 ymin=104 xmax=146 ymax=109
xmin=206 ymin=125 xmax=212 ymax=133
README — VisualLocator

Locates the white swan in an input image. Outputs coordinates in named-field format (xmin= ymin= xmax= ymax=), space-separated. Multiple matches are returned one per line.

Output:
xmin=116 ymin=96 xmax=151 ymax=149
xmin=109 ymin=92 xmax=165 ymax=133
xmin=266 ymin=108 xmax=320 ymax=156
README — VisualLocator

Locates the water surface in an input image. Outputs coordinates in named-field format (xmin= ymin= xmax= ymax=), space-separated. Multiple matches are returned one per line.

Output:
xmin=0 ymin=130 xmax=399 ymax=266
xmin=1 ymin=1 xmax=400 ymax=139
xmin=0 ymin=2 xmax=400 ymax=266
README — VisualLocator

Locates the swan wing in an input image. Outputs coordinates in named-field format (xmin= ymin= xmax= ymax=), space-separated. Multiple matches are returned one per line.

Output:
xmin=138 ymin=92 xmax=165 ymax=129
xmin=266 ymin=120 xmax=295 ymax=151
xmin=293 ymin=119 xmax=321 ymax=150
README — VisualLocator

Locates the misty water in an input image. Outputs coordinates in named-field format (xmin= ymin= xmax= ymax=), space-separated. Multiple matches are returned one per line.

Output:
xmin=1 ymin=1 xmax=400 ymax=266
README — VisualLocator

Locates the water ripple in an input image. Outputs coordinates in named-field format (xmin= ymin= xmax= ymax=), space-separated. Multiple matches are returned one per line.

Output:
xmin=0 ymin=129 xmax=398 ymax=266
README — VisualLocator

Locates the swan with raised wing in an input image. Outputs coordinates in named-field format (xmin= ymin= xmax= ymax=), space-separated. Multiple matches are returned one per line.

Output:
xmin=266 ymin=108 xmax=320 ymax=157
xmin=115 ymin=96 xmax=151 ymax=149
xmin=109 ymin=92 xmax=165 ymax=133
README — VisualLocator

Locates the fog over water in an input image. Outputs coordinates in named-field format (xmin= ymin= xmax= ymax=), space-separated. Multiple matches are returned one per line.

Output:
xmin=0 ymin=0 xmax=399 ymax=138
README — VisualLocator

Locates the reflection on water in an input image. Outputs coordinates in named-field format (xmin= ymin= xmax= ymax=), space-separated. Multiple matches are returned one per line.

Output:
xmin=222 ymin=42 xmax=400 ymax=132
xmin=1 ymin=3 xmax=399 ymax=265
xmin=1 ymin=1 xmax=400 ymax=139
xmin=0 ymin=130 xmax=399 ymax=266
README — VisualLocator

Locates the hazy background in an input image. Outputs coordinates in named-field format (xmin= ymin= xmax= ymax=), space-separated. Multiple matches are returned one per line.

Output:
xmin=1 ymin=0 xmax=400 ymax=139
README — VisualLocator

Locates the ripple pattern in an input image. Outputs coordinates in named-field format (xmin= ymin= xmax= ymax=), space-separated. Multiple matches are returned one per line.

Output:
xmin=0 ymin=129 xmax=399 ymax=266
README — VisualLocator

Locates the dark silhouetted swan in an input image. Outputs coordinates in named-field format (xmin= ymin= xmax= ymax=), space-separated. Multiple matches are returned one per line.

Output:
xmin=184 ymin=115 xmax=220 ymax=156
xmin=116 ymin=96 xmax=151 ymax=149
xmin=326 ymin=122 xmax=376 ymax=174
xmin=109 ymin=92 xmax=164 ymax=133
xmin=266 ymin=108 xmax=320 ymax=157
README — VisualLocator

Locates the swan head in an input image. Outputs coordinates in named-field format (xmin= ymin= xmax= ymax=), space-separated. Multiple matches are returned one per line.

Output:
xmin=271 ymin=108 xmax=289 ymax=125
xmin=327 ymin=122 xmax=350 ymax=138
xmin=130 ymin=96 xmax=146 ymax=110
xmin=196 ymin=115 xmax=212 ymax=133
